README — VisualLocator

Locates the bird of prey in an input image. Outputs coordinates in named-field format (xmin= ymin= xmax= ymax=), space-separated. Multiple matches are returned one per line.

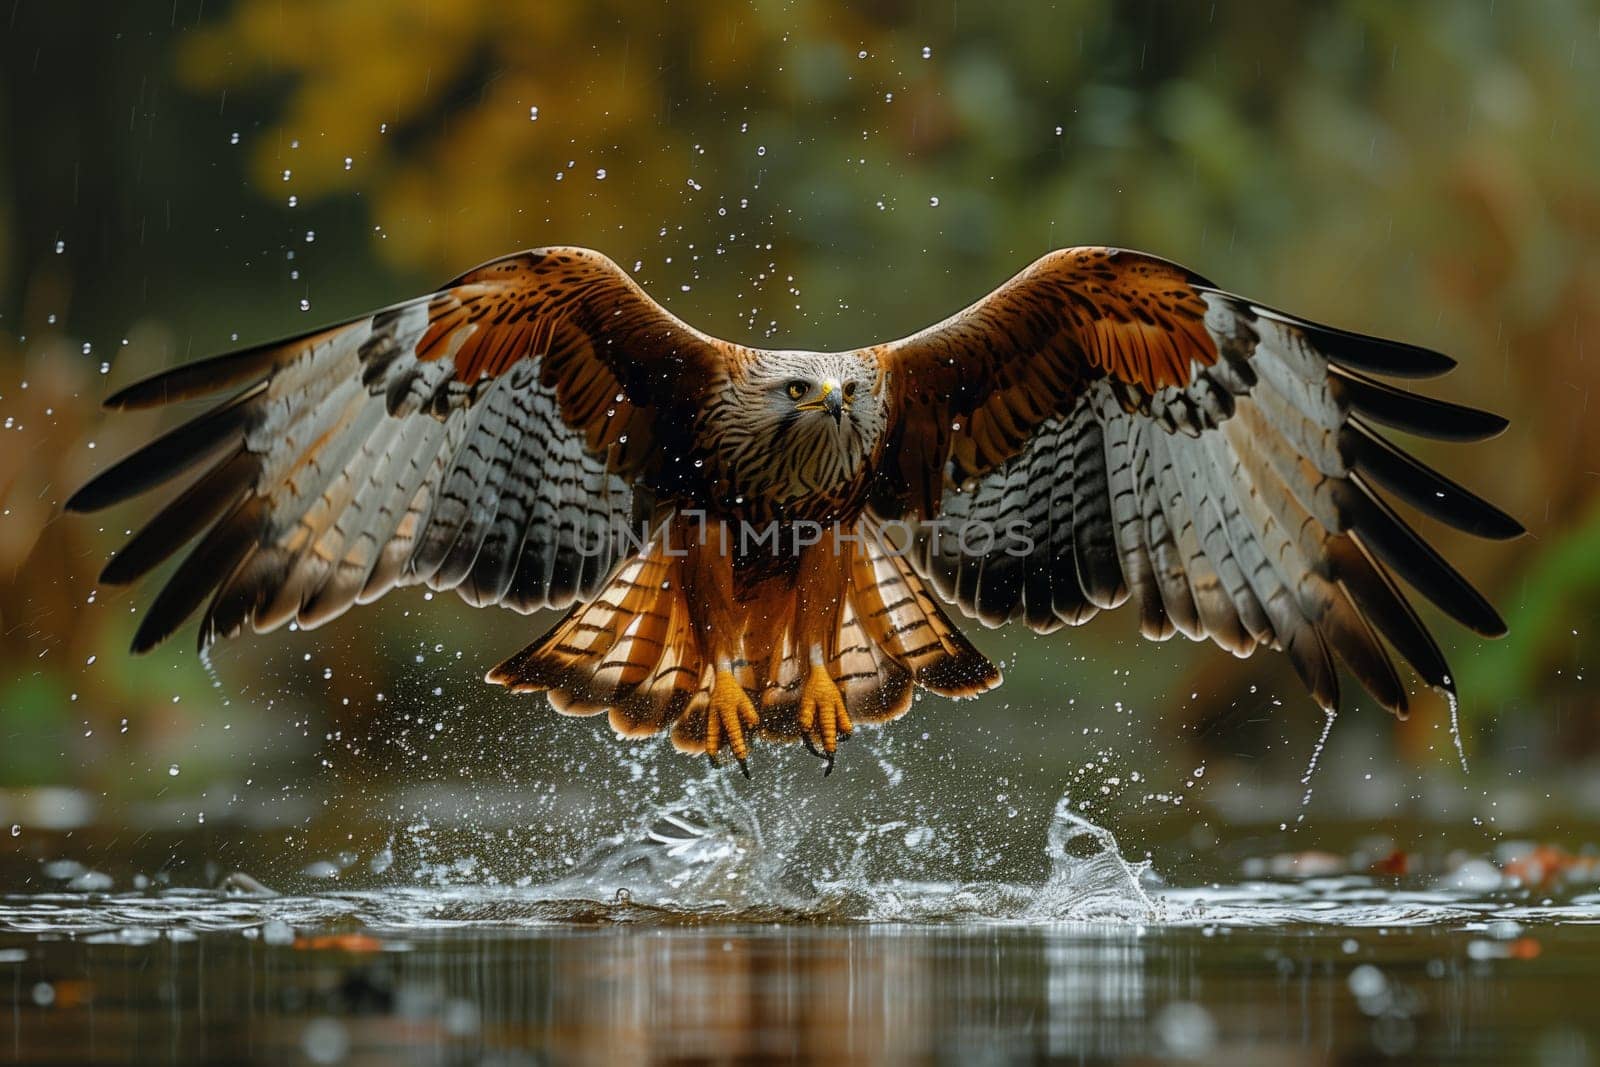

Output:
xmin=69 ymin=246 xmax=1521 ymax=775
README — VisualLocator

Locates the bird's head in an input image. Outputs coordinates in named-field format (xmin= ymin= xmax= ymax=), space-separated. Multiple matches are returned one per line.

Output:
xmin=748 ymin=350 xmax=884 ymax=437
xmin=784 ymin=373 xmax=852 ymax=425
xmin=714 ymin=349 xmax=889 ymax=501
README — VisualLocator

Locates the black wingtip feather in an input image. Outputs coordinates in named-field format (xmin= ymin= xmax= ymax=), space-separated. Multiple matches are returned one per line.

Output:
xmin=129 ymin=499 xmax=261 ymax=654
xmin=1345 ymin=424 xmax=1525 ymax=540
xmin=1237 ymin=300 xmax=1458 ymax=379
xmin=99 ymin=452 xmax=258 ymax=586
xmin=67 ymin=385 xmax=261 ymax=513
xmin=1323 ymin=606 xmax=1408 ymax=716
xmin=104 ymin=341 xmax=288 ymax=410
xmin=1338 ymin=477 xmax=1508 ymax=637
xmin=1332 ymin=368 xmax=1508 ymax=442
xmin=1282 ymin=627 xmax=1340 ymax=713
xmin=1328 ymin=535 xmax=1453 ymax=694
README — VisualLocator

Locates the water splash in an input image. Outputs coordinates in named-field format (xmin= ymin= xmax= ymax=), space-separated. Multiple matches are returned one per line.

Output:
xmin=1440 ymin=682 xmax=1471 ymax=774
xmin=1024 ymin=797 xmax=1155 ymax=921
xmin=197 ymin=644 xmax=229 ymax=703
xmin=1288 ymin=710 xmax=1338 ymax=829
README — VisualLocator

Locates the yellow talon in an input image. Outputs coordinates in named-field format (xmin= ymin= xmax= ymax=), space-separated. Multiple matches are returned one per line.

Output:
xmin=797 ymin=665 xmax=853 ymax=772
xmin=705 ymin=670 xmax=760 ymax=776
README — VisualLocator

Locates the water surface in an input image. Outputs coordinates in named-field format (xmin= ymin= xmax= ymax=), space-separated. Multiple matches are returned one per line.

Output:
xmin=5 ymin=788 xmax=1599 ymax=1064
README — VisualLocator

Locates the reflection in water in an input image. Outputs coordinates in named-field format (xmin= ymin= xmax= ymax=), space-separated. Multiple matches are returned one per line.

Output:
xmin=4 ymin=921 xmax=1599 ymax=1064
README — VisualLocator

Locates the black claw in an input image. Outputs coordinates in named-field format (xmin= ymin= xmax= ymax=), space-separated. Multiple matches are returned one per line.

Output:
xmin=737 ymin=757 xmax=751 ymax=780
xmin=823 ymin=751 xmax=836 ymax=777
xmin=801 ymin=733 xmax=822 ymax=760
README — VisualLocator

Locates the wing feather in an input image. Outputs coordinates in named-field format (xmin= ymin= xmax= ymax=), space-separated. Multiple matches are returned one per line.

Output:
xmin=876 ymin=245 xmax=1519 ymax=714
xmin=70 ymin=247 xmax=726 ymax=652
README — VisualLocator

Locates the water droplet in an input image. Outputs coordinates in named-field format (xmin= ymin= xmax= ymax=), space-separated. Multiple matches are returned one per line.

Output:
xmin=54 ymin=239 xmax=65 ymax=254
xmin=1443 ymin=682 xmax=1469 ymax=773
xmin=595 ymin=168 xmax=607 ymax=180
xmin=343 ymin=156 xmax=353 ymax=170
xmin=756 ymin=145 xmax=766 ymax=156
xmin=529 ymin=105 xmax=540 ymax=121
xmin=921 ymin=46 xmax=932 ymax=59
xmin=299 ymin=299 xmax=311 ymax=312
xmin=928 ymin=196 xmax=940 ymax=207
xmin=304 ymin=230 xmax=316 ymax=243
xmin=287 ymin=195 xmax=298 ymax=207
xmin=229 ymin=131 xmax=240 ymax=145
xmin=167 ymin=764 xmax=180 ymax=777
xmin=9 ymin=825 xmax=18 ymax=837
xmin=857 ymin=49 xmax=868 ymax=59
xmin=281 ymin=169 xmax=292 ymax=181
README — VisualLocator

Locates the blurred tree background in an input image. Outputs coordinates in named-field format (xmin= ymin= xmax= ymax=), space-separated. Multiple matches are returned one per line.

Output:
xmin=2 ymin=0 xmax=1598 ymax=872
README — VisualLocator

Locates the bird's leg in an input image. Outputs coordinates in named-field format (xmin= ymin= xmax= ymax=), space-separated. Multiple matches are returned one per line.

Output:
xmin=679 ymin=529 xmax=759 ymax=777
xmin=792 ymin=536 xmax=855 ymax=775
xmin=797 ymin=646 xmax=853 ymax=775
xmin=704 ymin=664 xmax=760 ymax=778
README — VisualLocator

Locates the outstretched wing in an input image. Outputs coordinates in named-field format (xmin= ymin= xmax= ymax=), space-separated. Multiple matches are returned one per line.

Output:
xmin=873 ymin=246 xmax=1522 ymax=714
xmin=69 ymin=247 xmax=728 ymax=652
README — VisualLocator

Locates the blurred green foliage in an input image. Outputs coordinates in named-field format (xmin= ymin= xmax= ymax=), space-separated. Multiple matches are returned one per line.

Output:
xmin=1 ymin=0 xmax=1597 ymax=802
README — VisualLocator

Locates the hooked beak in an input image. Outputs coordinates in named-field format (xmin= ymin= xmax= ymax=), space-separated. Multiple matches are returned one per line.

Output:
xmin=822 ymin=381 xmax=844 ymax=425
xmin=797 ymin=378 xmax=847 ymax=424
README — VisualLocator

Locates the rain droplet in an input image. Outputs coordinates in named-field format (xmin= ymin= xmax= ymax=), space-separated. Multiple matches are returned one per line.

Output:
xmin=929 ymin=196 xmax=940 ymax=207
xmin=857 ymin=49 xmax=868 ymax=59
xmin=281 ymin=169 xmax=292 ymax=182
xmin=229 ymin=131 xmax=240 ymax=145
xmin=167 ymin=764 xmax=180 ymax=777
xmin=921 ymin=46 xmax=932 ymax=59
xmin=299 ymin=299 xmax=311 ymax=312
xmin=305 ymin=230 xmax=316 ymax=243
xmin=343 ymin=156 xmax=353 ymax=170
xmin=595 ymin=168 xmax=607 ymax=180
xmin=9 ymin=825 xmax=18 ymax=837
xmin=287 ymin=195 xmax=298 ymax=207
xmin=529 ymin=106 xmax=540 ymax=121
xmin=54 ymin=240 xmax=65 ymax=254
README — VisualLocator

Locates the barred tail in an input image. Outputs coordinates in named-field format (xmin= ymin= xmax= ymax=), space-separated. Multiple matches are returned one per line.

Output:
xmin=844 ymin=521 xmax=1002 ymax=701
xmin=758 ymin=522 xmax=1002 ymax=737
xmin=486 ymin=538 xmax=710 ymax=739
xmin=489 ymin=521 xmax=1000 ymax=747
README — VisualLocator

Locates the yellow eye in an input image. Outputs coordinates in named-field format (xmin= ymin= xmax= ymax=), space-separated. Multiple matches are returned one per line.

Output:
xmin=786 ymin=380 xmax=808 ymax=400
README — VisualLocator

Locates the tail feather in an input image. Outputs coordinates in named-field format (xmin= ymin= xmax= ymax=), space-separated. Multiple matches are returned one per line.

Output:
xmin=488 ymin=520 xmax=1000 ymax=748
xmin=487 ymin=541 xmax=709 ymax=735
xmin=849 ymin=523 xmax=1002 ymax=698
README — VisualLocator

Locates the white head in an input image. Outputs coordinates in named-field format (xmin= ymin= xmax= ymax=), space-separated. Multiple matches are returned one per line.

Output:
xmin=708 ymin=349 xmax=888 ymax=507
